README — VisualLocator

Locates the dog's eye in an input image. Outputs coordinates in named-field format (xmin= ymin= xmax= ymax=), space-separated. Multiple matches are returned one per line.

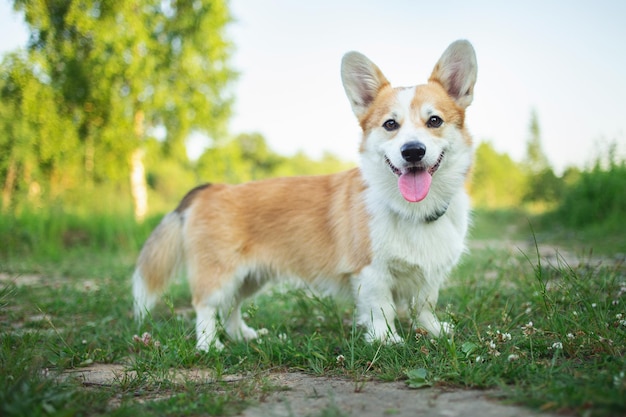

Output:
xmin=383 ymin=119 xmax=400 ymax=131
xmin=427 ymin=116 xmax=443 ymax=128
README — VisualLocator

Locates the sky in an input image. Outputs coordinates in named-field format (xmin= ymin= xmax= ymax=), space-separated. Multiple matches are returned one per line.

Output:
xmin=2 ymin=1 xmax=625 ymax=173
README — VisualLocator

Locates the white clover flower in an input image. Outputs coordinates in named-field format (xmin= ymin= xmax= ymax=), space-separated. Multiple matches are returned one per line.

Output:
xmin=507 ymin=354 xmax=519 ymax=362
xmin=567 ymin=333 xmax=575 ymax=340
xmin=551 ymin=341 xmax=563 ymax=350
xmin=257 ymin=328 xmax=269 ymax=336
xmin=496 ymin=330 xmax=512 ymax=342
xmin=336 ymin=354 xmax=345 ymax=364
xmin=522 ymin=321 xmax=537 ymax=336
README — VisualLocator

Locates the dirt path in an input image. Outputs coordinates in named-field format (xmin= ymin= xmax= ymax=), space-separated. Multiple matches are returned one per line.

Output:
xmin=62 ymin=364 xmax=561 ymax=417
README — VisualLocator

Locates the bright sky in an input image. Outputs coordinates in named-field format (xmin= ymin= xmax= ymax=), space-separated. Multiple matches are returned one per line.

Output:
xmin=2 ymin=1 xmax=625 ymax=173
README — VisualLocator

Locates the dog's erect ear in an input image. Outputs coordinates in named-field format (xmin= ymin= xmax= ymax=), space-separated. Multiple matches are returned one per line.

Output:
xmin=429 ymin=40 xmax=477 ymax=109
xmin=341 ymin=52 xmax=390 ymax=118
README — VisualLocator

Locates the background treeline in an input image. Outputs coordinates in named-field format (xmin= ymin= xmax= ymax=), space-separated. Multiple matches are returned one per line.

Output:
xmin=0 ymin=0 xmax=624 ymax=258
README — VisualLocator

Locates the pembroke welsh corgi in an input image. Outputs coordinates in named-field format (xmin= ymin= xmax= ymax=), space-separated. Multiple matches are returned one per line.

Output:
xmin=133 ymin=40 xmax=477 ymax=351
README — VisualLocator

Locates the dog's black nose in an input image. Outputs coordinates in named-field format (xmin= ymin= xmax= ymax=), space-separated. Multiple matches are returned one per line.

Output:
xmin=400 ymin=141 xmax=427 ymax=162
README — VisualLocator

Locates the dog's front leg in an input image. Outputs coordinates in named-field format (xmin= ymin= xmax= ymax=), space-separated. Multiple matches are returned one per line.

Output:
xmin=413 ymin=280 xmax=453 ymax=337
xmin=353 ymin=265 xmax=402 ymax=344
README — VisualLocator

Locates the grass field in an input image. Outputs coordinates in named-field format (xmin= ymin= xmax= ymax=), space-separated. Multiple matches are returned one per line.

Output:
xmin=1 ymin=209 xmax=625 ymax=416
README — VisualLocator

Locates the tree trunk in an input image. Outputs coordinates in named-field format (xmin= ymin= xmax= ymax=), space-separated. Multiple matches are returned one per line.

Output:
xmin=130 ymin=110 xmax=148 ymax=222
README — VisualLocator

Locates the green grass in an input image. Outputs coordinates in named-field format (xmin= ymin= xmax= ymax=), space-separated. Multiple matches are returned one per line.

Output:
xmin=1 ymin=209 xmax=625 ymax=416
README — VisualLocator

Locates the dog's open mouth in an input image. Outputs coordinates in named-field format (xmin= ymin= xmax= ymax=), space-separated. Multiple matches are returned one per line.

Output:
xmin=385 ymin=151 xmax=445 ymax=202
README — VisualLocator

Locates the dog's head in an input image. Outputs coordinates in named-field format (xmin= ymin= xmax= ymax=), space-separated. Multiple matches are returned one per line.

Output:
xmin=341 ymin=40 xmax=477 ymax=206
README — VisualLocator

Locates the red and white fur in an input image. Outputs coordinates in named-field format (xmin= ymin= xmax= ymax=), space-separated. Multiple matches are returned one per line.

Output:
xmin=133 ymin=40 xmax=478 ymax=351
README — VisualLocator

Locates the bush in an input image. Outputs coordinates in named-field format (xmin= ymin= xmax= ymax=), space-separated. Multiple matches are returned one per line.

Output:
xmin=551 ymin=157 xmax=626 ymax=229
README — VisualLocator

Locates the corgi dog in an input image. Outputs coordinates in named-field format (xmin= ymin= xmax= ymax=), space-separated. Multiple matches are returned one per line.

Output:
xmin=133 ymin=40 xmax=477 ymax=351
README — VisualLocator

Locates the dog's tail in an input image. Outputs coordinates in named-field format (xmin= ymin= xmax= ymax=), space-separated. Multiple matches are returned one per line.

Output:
xmin=132 ymin=211 xmax=184 ymax=321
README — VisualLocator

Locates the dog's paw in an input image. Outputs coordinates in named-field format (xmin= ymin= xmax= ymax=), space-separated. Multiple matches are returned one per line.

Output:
xmin=440 ymin=321 xmax=455 ymax=336
xmin=228 ymin=323 xmax=266 ymax=342
xmin=196 ymin=338 xmax=224 ymax=352
xmin=240 ymin=325 xmax=264 ymax=341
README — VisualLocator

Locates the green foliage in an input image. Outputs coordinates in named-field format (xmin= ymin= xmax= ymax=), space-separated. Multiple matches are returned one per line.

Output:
xmin=470 ymin=141 xmax=526 ymax=208
xmin=524 ymin=109 xmax=551 ymax=174
xmin=0 ymin=207 xmax=156 ymax=264
xmin=523 ymin=167 xmax=562 ymax=204
xmin=196 ymin=133 xmax=354 ymax=185
xmin=1 ymin=0 xmax=235 ymax=212
xmin=550 ymin=150 xmax=626 ymax=229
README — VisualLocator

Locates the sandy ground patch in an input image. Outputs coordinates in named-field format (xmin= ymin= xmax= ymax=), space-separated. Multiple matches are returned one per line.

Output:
xmin=59 ymin=364 xmax=565 ymax=417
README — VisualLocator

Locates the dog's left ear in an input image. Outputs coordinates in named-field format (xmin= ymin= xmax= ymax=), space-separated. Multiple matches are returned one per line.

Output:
xmin=429 ymin=40 xmax=477 ymax=109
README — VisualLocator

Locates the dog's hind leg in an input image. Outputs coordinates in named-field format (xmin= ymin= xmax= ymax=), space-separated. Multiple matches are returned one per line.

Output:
xmin=222 ymin=273 xmax=266 ymax=342
xmin=188 ymin=256 xmax=233 ymax=352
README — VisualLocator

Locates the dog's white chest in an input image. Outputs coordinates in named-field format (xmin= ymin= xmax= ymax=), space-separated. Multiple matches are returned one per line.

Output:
xmin=367 ymin=192 xmax=469 ymax=275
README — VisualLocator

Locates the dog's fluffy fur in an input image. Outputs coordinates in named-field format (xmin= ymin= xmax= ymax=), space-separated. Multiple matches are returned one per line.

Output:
xmin=133 ymin=40 xmax=478 ymax=351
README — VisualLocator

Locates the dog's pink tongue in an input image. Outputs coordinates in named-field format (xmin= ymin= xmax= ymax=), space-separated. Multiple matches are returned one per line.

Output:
xmin=398 ymin=171 xmax=432 ymax=202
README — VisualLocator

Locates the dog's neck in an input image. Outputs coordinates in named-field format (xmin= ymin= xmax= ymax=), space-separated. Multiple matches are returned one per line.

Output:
xmin=424 ymin=203 xmax=449 ymax=223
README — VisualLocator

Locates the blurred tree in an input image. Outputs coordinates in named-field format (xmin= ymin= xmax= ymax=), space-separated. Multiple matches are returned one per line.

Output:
xmin=469 ymin=141 xmax=526 ymax=208
xmin=0 ymin=52 xmax=82 ymax=211
xmin=8 ymin=0 xmax=235 ymax=219
xmin=522 ymin=110 xmax=562 ymax=204
xmin=195 ymin=132 xmax=354 ymax=185
xmin=524 ymin=109 xmax=550 ymax=174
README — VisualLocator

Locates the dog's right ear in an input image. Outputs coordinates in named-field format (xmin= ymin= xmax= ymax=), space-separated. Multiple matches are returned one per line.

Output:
xmin=341 ymin=52 xmax=390 ymax=118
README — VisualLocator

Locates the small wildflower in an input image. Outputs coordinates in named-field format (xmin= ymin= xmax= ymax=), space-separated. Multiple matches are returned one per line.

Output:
xmin=486 ymin=340 xmax=500 ymax=357
xmin=415 ymin=328 xmax=428 ymax=340
xmin=599 ymin=336 xmax=614 ymax=345
xmin=507 ymin=354 xmax=519 ymax=362
xmin=82 ymin=339 xmax=87 ymax=345
xmin=567 ymin=333 xmax=575 ymax=340
xmin=336 ymin=354 xmax=345 ymax=364
xmin=475 ymin=356 xmax=484 ymax=364
xmin=551 ymin=341 xmax=563 ymax=350
xmin=132 ymin=332 xmax=159 ymax=348
xmin=496 ymin=330 xmax=512 ymax=343
xmin=521 ymin=321 xmax=538 ymax=336
xmin=278 ymin=333 xmax=288 ymax=342
xmin=257 ymin=328 xmax=269 ymax=336
xmin=591 ymin=303 xmax=597 ymax=308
